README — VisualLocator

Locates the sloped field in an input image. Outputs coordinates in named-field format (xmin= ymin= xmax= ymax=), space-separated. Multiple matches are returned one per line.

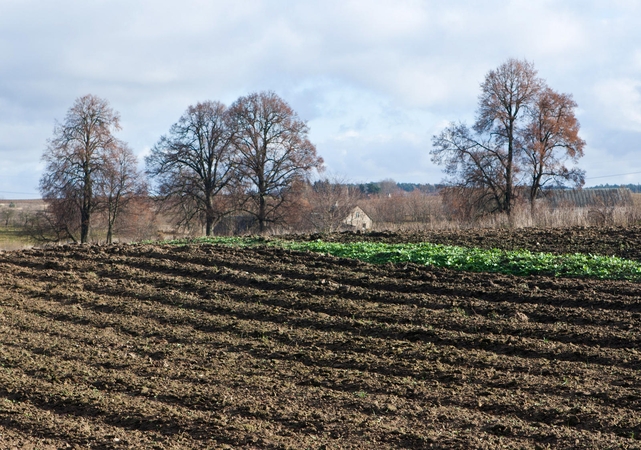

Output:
xmin=0 ymin=232 xmax=640 ymax=449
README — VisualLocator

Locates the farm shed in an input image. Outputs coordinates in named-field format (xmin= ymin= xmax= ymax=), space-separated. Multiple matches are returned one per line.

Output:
xmin=542 ymin=188 xmax=633 ymax=208
xmin=342 ymin=206 xmax=372 ymax=230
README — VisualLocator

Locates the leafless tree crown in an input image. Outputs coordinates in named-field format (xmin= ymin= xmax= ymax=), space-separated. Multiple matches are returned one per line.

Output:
xmin=431 ymin=58 xmax=585 ymax=220
xmin=40 ymin=94 xmax=138 ymax=243
xmin=228 ymin=91 xmax=324 ymax=232
xmin=146 ymin=101 xmax=236 ymax=235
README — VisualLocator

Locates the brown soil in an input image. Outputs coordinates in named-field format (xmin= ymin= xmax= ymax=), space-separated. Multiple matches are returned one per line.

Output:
xmin=0 ymin=227 xmax=640 ymax=449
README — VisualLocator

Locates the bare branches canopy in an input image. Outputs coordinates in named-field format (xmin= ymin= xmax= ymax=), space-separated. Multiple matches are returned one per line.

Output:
xmin=99 ymin=143 xmax=147 ymax=243
xmin=39 ymin=94 xmax=145 ymax=243
xmin=146 ymin=101 xmax=236 ymax=236
xmin=146 ymin=92 xmax=324 ymax=234
xmin=431 ymin=58 xmax=585 ymax=218
xmin=229 ymin=91 xmax=324 ymax=232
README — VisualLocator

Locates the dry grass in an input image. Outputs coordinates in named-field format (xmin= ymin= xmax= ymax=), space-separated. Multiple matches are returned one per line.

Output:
xmin=0 ymin=201 xmax=46 ymax=250
xmin=0 ymin=227 xmax=35 ymax=251
xmin=371 ymin=194 xmax=641 ymax=232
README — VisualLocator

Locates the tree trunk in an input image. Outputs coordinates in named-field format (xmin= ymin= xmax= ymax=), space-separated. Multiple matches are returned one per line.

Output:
xmin=80 ymin=166 xmax=93 ymax=243
xmin=81 ymin=194 xmax=91 ymax=243
xmin=258 ymin=194 xmax=266 ymax=233
xmin=205 ymin=194 xmax=214 ymax=236
xmin=106 ymin=205 xmax=116 ymax=244
xmin=80 ymin=209 xmax=90 ymax=243
xmin=205 ymin=216 xmax=213 ymax=236
xmin=505 ymin=120 xmax=514 ymax=217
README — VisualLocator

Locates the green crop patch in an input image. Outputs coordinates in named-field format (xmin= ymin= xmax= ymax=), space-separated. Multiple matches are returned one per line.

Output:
xmin=157 ymin=236 xmax=641 ymax=282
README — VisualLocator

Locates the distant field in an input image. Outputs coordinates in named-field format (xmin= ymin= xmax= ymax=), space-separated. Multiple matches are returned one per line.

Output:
xmin=0 ymin=200 xmax=44 ymax=250
xmin=0 ymin=199 xmax=46 ymax=210
xmin=0 ymin=227 xmax=34 ymax=251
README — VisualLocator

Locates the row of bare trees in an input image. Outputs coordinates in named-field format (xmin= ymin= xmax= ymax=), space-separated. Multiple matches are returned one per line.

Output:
xmin=36 ymin=59 xmax=586 ymax=241
xmin=37 ymin=92 xmax=323 ymax=243
xmin=431 ymin=58 xmax=585 ymax=220
xmin=146 ymin=91 xmax=323 ymax=235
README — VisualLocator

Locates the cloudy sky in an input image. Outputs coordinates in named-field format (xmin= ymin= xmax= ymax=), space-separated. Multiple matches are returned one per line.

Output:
xmin=1 ymin=0 xmax=640 ymax=198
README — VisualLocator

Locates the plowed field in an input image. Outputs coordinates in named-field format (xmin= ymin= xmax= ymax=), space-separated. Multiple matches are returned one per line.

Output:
xmin=0 ymin=228 xmax=640 ymax=449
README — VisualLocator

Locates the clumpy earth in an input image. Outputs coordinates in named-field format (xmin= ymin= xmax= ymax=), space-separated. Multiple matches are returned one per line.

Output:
xmin=0 ymin=227 xmax=640 ymax=449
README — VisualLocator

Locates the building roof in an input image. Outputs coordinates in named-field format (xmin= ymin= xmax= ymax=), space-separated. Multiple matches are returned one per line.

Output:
xmin=542 ymin=188 xmax=633 ymax=208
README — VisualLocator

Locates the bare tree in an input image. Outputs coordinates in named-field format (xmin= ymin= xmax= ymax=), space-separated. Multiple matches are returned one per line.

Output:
xmin=228 ymin=91 xmax=324 ymax=232
xmin=432 ymin=59 xmax=584 ymax=220
xmin=377 ymin=179 xmax=400 ymax=196
xmin=146 ymin=101 xmax=236 ymax=235
xmin=40 ymin=94 xmax=122 ymax=243
xmin=474 ymin=58 xmax=541 ymax=216
xmin=432 ymin=122 xmax=509 ymax=215
xmin=305 ymin=176 xmax=361 ymax=232
xmin=1 ymin=207 xmax=15 ymax=227
xmin=520 ymin=87 xmax=586 ymax=206
xmin=98 ymin=143 xmax=147 ymax=244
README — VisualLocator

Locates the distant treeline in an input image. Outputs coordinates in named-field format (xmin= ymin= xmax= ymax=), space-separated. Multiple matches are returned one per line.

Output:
xmin=586 ymin=184 xmax=641 ymax=193
xmin=348 ymin=180 xmax=445 ymax=195
xmin=344 ymin=182 xmax=641 ymax=195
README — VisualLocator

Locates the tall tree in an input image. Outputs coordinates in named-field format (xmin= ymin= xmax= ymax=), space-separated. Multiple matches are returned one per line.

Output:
xmin=40 ymin=94 xmax=122 ymax=243
xmin=99 ymin=143 xmax=147 ymax=244
xmin=431 ymin=59 xmax=584 ymax=219
xmin=146 ymin=101 xmax=236 ymax=235
xmin=228 ymin=91 xmax=324 ymax=232
xmin=520 ymin=87 xmax=586 ymax=206
xmin=474 ymin=58 xmax=541 ymax=216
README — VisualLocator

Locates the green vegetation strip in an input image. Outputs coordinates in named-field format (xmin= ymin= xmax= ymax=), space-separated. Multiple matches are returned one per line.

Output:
xmin=160 ymin=236 xmax=641 ymax=282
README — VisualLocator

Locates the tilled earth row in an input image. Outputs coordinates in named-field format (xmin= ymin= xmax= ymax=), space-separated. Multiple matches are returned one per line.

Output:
xmin=0 ymin=234 xmax=640 ymax=448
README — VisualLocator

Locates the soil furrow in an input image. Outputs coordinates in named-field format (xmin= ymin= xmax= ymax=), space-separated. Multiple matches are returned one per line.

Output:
xmin=1 ymin=230 xmax=641 ymax=448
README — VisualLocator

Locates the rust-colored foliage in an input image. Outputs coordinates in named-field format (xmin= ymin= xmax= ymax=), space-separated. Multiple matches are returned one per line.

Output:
xmin=521 ymin=87 xmax=586 ymax=205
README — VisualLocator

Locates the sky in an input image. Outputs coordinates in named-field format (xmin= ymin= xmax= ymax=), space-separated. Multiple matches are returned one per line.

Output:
xmin=1 ymin=0 xmax=641 ymax=199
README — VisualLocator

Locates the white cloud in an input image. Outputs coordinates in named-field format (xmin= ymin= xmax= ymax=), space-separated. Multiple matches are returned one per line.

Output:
xmin=593 ymin=79 xmax=641 ymax=132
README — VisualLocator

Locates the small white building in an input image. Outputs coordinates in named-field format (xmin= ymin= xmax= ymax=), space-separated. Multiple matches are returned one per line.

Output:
xmin=342 ymin=206 xmax=373 ymax=231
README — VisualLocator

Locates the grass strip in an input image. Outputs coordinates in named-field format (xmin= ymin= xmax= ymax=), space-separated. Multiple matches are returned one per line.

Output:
xmin=157 ymin=236 xmax=641 ymax=282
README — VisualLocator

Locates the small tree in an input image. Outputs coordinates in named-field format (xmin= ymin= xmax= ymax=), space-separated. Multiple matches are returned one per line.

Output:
xmin=229 ymin=91 xmax=324 ymax=232
xmin=1 ymin=207 xmax=15 ymax=227
xmin=40 ymin=94 xmax=122 ymax=243
xmin=26 ymin=197 xmax=79 ymax=243
xmin=146 ymin=101 xmax=236 ymax=235
xmin=99 ymin=143 xmax=147 ymax=244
